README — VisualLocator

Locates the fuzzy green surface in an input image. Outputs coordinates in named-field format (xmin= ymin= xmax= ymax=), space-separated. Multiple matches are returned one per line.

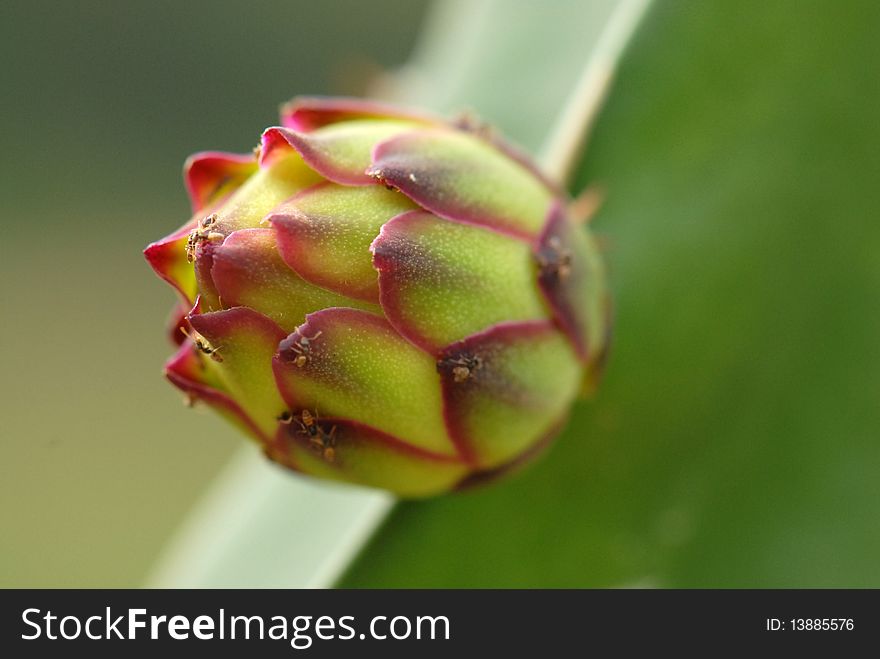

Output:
xmin=213 ymin=152 xmax=322 ymax=235
xmin=270 ymin=184 xmax=416 ymax=301
xmin=274 ymin=309 xmax=455 ymax=456
xmin=284 ymin=428 xmax=468 ymax=498
xmin=212 ymin=228 xmax=378 ymax=332
xmin=191 ymin=309 xmax=288 ymax=439
xmin=370 ymin=128 xmax=554 ymax=239
xmin=373 ymin=211 xmax=549 ymax=351
xmin=300 ymin=119 xmax=423 ymax=182
xmin=539 ymin=211 xmax=610 ymax=362
xmin=443 ymin=325 xmax=581 ymax=467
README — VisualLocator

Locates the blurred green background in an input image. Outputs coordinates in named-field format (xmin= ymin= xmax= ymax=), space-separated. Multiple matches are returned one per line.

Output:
xmin=2 ymin=0 xmax=878 ymax=588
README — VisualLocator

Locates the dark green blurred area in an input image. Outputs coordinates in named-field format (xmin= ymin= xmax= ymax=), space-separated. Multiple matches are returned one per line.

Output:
xmin=342 ymin=0 xmax=880 ymax=586
xmin=0 ymin=0 xmax=428 ymax=587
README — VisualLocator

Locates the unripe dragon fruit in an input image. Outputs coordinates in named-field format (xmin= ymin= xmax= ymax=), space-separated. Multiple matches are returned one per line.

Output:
xmin=145 ymin=97 xmax=610 ymax=497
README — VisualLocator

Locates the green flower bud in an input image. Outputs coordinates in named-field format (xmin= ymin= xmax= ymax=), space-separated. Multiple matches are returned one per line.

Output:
xmin=145 ymin=97 xmax=610 ymax=497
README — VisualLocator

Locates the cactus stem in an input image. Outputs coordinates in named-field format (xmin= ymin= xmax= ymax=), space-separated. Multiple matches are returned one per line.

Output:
xmin=539 ymin=0 xmax=653 ymax=185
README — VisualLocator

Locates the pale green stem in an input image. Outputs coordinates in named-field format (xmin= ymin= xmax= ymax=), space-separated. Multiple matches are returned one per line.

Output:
xmin=540 ymin=0 xmax=654 ymax=187
xmin=147 ymin=449 xmax=392 ymax=588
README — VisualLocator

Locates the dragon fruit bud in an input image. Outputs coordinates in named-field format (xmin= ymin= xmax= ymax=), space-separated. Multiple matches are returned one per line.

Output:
xmin=144 ymin=96 xmax=611 ymax=497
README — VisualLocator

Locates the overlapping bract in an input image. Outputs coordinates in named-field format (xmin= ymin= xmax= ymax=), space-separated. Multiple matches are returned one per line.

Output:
xmin=144 ymin=97 xmax=610 ymax=497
